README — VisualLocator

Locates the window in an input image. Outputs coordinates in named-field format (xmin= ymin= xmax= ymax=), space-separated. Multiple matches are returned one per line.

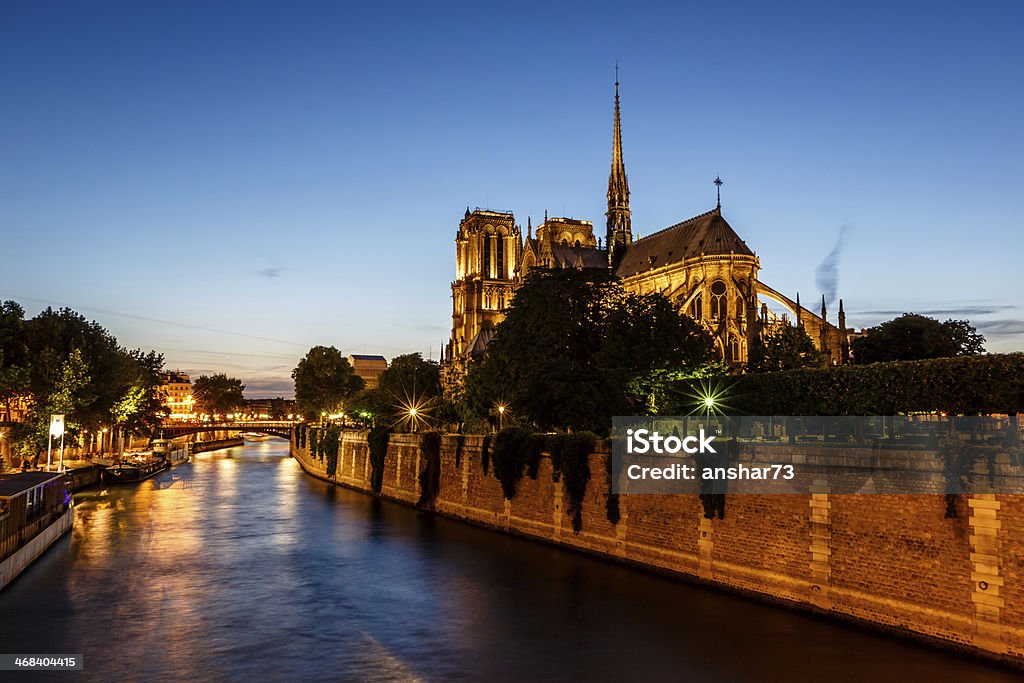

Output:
xmin=483 ymin=237 xmax=491 ymax=277
xmin=496 ymin=237 xmax=504 ymax=279
xmin=710 ymin=280 xmax=727 ymax=320
xmin=689 ymin=292 xmax=702 ymax=319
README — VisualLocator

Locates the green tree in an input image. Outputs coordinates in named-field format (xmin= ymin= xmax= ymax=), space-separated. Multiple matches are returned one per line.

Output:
xmin=378 ymin=353 xmax=440 ymax=402
xmin=747 ymin=324 xmax=822 ymax=372
xmin=464 ymin=268 xmax=717 ymax=433
xmin=599 ymin=292 xmax=717 ymax=413
xmin=193 ymin=373 xmax=246 ymax=417
xmin=16 ymin=349 xmax=93 ymax=458
xmin=0 ymin=301 xmax=29 ymax=422
xmin=291 ymin=346 xmax=364 ymax=419
xmin=852 ymin=313 xmax=985 ymax=364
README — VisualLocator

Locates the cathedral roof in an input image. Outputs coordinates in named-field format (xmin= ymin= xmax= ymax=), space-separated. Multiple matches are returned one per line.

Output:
xmin=550 ymin=244 xmax=609 ymax=269
xmin=614 ymin=208 xmax=754 ymax=277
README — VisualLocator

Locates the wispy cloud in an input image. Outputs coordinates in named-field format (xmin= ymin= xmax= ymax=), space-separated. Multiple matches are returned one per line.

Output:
xmin=256 ymin=267 xmax=283 ymax=278
xmin=853 ymin=305 xmax=1019 ymax=318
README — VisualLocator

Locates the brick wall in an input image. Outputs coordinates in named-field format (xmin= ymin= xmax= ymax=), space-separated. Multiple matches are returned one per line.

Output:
xmin=291 ymin=430 xmax=1024 ymax=664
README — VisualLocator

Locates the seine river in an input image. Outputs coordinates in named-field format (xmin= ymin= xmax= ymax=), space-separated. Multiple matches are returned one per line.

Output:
xmin=1 ymin=441 xmax=1018 ymax=682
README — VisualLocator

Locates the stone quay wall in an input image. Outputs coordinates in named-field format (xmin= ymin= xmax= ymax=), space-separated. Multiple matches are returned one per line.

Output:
xmin=291 ymin=431 xmax=1024 ymax=666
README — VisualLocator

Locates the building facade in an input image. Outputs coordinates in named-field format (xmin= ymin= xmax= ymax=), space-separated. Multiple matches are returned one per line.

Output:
xmin=442 ymin=80 xmax=849 ymax=392
xmin=159 ymin=371 xmax=194 ymax=421
xmin=348 ymin=355 xmax=389 ymax=390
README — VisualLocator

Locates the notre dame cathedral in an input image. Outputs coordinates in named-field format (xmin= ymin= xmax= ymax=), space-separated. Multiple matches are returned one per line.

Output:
xmin=441 ymin=80 xmax=849 ymax=391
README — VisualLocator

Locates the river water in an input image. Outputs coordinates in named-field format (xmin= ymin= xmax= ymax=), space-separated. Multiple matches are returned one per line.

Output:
xmin=1 ymin=441 xmax=1018 ymax=682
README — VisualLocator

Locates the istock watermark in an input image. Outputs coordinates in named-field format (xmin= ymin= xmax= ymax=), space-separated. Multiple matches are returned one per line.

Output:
xmin=611 ymin=415 xmax=1024 ymax=495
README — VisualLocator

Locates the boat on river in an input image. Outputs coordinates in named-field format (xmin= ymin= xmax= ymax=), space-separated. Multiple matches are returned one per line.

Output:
xmin=0 ymin=471 xmax=74 ymax=591
xmin=151 ymin=438 xmax=189 ymax=466
xmin=104 ymin=452 xmax=169 ymax=484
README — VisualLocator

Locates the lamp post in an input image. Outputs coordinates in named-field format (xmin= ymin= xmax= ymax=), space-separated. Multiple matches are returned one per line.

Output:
xmin=497 ymin=404 xmax=506 ymax=431
xmin=47 ymin=414 xmax=64 ymax=472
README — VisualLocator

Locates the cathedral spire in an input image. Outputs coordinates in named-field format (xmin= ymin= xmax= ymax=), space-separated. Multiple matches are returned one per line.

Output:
xmin=606 ymin=68 xmax=632 ymax=268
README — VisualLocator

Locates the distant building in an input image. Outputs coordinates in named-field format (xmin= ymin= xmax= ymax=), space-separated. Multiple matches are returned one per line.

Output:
xmin=348 ymin=355 xmax=388 ymax=390
xmin=244 ymin=398 xmax=296 ymax=419
xmin=159 ymin=371 xmax=194 ymax=421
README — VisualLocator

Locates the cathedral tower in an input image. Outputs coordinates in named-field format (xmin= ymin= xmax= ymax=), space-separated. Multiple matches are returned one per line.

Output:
xmin=606 ymin=77 xmax=632 ymax=268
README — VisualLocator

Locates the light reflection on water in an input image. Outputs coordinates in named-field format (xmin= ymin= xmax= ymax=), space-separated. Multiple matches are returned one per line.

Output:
xmin=0 ymin=440 xmax=1019 ymax=682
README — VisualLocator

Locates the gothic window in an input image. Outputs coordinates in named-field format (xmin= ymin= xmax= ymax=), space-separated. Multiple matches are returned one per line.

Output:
xmin=689 ymin=292 xmax=702 ymax=319
xmin=483 ymin=237 xmax=491 ymax=278
xmin=497 ymin=237 xmax=505 ymax=279
xmin=710 ymin=280 xmax=727 ymax=320
xmin=735 ymin=295 xmax=745 ymax=323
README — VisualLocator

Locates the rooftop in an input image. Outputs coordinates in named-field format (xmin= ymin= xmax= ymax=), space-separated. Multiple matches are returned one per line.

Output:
xmin=0 ymin=471 xmax=65 ymax=497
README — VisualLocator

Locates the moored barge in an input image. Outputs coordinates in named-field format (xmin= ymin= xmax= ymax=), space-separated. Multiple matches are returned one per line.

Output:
xmin=0 ymin=471 xmax=74 ymax=591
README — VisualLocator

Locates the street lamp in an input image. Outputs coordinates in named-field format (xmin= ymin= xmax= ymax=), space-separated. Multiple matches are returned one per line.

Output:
xmin=496 ymin=403 xmax=507 ymax=431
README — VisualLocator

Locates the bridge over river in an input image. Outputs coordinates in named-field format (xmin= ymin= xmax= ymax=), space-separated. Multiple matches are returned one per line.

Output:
xmin=157 ymin=420 xmax=294 ymax=440
xmin=1 ymin=439 xmax=1017 ymax=681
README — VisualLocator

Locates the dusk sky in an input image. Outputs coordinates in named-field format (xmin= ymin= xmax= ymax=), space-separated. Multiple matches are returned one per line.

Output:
xmin=3 ymin=1 xmax=1022 ymax=396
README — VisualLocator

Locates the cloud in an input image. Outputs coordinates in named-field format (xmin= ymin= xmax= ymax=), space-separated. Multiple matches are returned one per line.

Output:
xmin=256 ymin=267 xmax=283 ymax=278
xmin=854 ymin=305 xmax=1019 ymax=318
xmin=974 ymin=319 xmax=1024 ymax=336
xmin=242 ymin=378 xmax=295 ymax=398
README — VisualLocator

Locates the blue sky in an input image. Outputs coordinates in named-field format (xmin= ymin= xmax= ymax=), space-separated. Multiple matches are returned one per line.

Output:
xmin=2 ymin=1 xmax=1022 ymax=396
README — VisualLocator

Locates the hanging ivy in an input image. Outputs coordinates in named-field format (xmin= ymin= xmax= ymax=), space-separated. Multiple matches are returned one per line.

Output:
xmin=604 ymin=448 xmax=620 ymax=525
xmin=523 ymin=434 xmax=545 ymax=479
xmin=368 ymin=425 xmax=390 ymax=494
xmin=492 ymin=427 xmax=530 ymax=499
xmin=481 ymin=434 xmax=492 ymax=476
xmin=309 ymin=427 xmax=320 ymax=460
xmin=561 ymin=433 xmax=595 ymax=534
xmin=454 ymin=434 xmax=465 ymax=469
xmin=546 ymin=434 xmax=565 ymax=483
xmin=417 ymin=432 xmax=442 ymax=507
xmin=322 ymin=425 xmax=340 ymax=477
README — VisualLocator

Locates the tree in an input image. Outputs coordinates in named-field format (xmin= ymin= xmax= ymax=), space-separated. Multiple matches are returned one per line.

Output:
xmin=291 ymin=346 xmax=363 ymax=419
xmin=464 ymin=268 xmax=717 ymax=433
xmin=0 ymin=300 xmax=29 ymax=422
xmin=193 ymin=373 xmax=246 ymax=417
xmin=378 ymin=353 xmax=440 ymax=402
xmin=747 ymin=325 xmax=822 ymax=372
xmin=599 ymin=292 xmax=718 ymax=414
xmin=852 ymin=313 xmax=985 ymax=364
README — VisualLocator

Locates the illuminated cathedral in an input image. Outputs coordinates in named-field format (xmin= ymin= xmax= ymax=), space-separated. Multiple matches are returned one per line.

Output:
xmin=442 ymin=79 xmax=849 ymax=390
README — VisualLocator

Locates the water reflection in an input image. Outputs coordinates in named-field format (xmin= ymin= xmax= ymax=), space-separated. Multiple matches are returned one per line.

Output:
xmin=0 ymin=439 xmax=1018 ymax=682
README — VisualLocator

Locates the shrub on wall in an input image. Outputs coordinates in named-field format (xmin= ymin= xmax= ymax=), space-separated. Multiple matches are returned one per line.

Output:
xmin=546 ymin=434 xmax=565 ymax=482
xmin=481 ymin=434 xmax=492 ymax=476
xmin=560 ymin=433 xmax=595 ymax=534
xmin=454 ymin=434 xmax=465 ymax=469
xmin=321 ymin=425 xmax=340 ymax=477
xmin=418 ymin=432 xmax=442 ymax=507
xmin=604 ymin=449 xmax=620 ymax=525
xmin=368 ymin=425 xmax=390 ymax=494
xmin=717 ymin=353 xmax=1024 ymax=416
xmin=491 ymin=427 xmax=531 ymax=499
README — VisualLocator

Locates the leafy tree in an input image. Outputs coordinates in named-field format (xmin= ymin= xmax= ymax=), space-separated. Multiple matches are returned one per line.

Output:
xmin=193 ymin=373 xmax=246 ymax=417
xmin=378 ymin=353 xmax=441 ymax=403
xmin=852 ymin=313 xmax=985 ymax=364
xmin=291 ymin=346 xmax=363 ymax=419
xmin=16 ymin=349 xmax=92 ymax=458
xmin=23 ymin=307 xmax=127 ymax=428
xmin=599 ymin=292 xmax=717 ymax=413
xmin=748 ymin=324 xmax=822 ymax=372
xmin=347 ymin=388 xmax=390 ymax=425
xmin=0 ymin=300 xmax=29 ymax=422
xmin=464 ymin=268 xmax=717 ymax=433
